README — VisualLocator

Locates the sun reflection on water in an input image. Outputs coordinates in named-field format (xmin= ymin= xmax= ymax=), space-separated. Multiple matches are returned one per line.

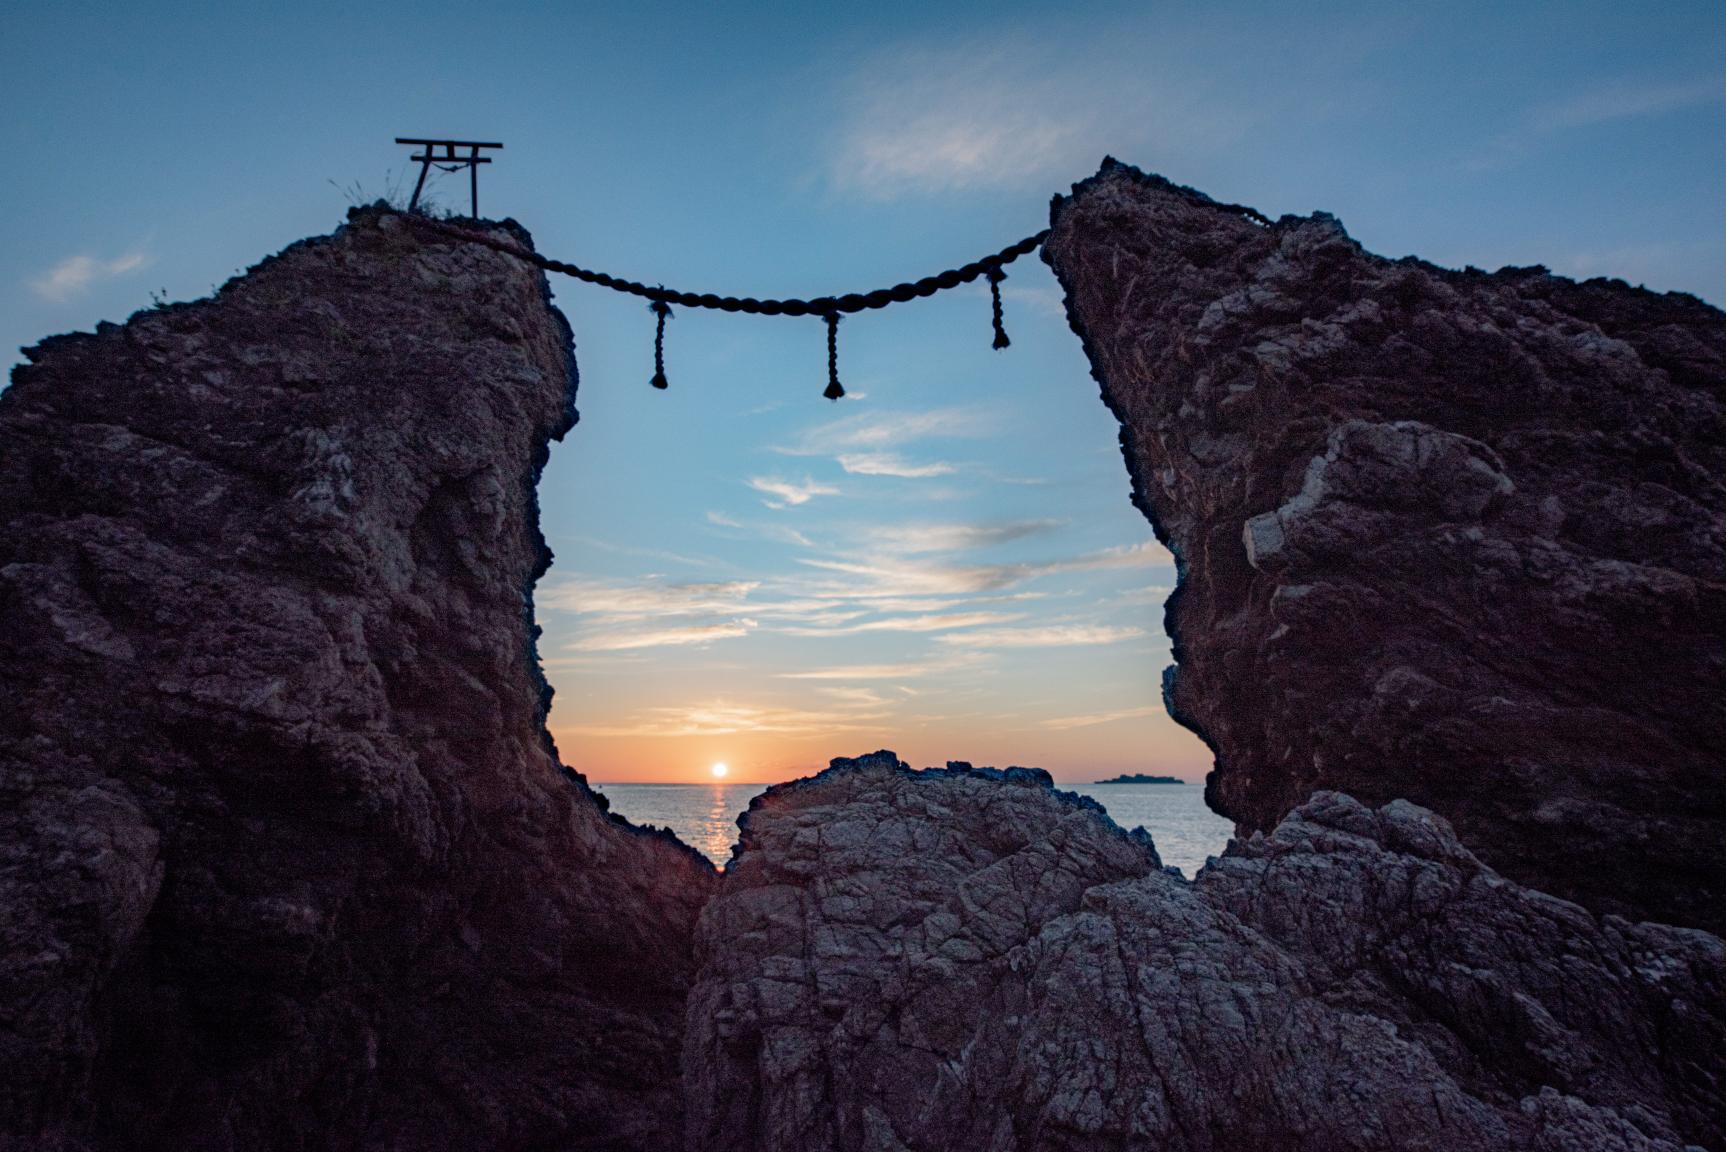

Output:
xmin=592 ymin=782 xmax=769 ymax=871
xmin=699 ymin=783 xmax=738 ymax=864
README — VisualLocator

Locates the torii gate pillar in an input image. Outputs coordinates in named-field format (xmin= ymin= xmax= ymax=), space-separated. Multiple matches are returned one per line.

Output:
xmin=394 ymin=138 xmax=503 ymax=218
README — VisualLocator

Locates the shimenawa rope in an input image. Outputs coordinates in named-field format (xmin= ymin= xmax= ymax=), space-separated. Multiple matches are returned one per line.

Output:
xmin=388 ymin=208 xmax=1049 ymax=400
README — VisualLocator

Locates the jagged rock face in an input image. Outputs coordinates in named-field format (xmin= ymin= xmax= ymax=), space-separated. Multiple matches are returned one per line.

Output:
xmin=0 ymin=208 xmax=716 ymax=1151
xmin=1043 ymin=161 xmax=1726 ymax=933
xmin=683 ymin=753 xmax=1726 ymax=1152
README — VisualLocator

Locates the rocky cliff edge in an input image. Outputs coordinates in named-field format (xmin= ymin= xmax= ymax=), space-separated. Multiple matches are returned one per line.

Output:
xmin=6 ymin=175 xmax=1726 ymax=1152
xmin=0 ymin=207 xmax=716 ymax=1151
xmin=684 ymin=751 xmax=1725 ymax=1152
xmin=1043 ymin=160 xmax=1726 ymax=934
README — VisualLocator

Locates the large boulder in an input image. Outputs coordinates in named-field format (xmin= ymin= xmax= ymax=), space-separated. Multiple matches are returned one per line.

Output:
xmin=0 ymin=207 xmax=716 ymax=1150
xmin=684 ymin=752 xmax=1726 ymax=1152
xmin=1043 ymin=161 xmax=1726 ymax=933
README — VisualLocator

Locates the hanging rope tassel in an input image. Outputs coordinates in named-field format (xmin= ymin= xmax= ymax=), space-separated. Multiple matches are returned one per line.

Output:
xmin=986 ymin=265 xmax=1011 ymax=350
xmin=649 ymin=298 xmax=672 ymax=389
xmin=823 ymin=311 xmax=845 ymax=400
xmin=395 ymin=210 xmax=1055 ymax=403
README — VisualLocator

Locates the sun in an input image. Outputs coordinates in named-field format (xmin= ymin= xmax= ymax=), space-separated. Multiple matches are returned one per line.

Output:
xmin=710 ymin=762 xmax=729 ymax=779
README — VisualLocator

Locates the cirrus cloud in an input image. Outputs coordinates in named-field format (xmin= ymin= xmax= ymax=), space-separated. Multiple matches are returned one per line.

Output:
xmin=779 ymin=610 xmax=1020 ymax=638
xmin=936 ymin=624 xmax=1145 ymax=649
xmin=836 ymin=452 xmax=955 ymax=478
xmin=1041 ymin=704 xmax=1163 ymax=730
xmin=562 ymin=699 xmax=889 ymax=737
xmin=826 ymin=31 xmax=1249 ymax=199
xmin=31 ymin=249 xmax=151 ymax=302
xmin=572 ymin=619 xmax=758 ymax=652
xmin=749 ymin=475 xmax=840 ymax=508
xmin=540 ymin=578 xmax=759 ymax=618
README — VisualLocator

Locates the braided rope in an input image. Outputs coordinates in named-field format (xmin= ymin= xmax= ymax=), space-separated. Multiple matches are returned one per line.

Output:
xmin=391 ymin=209 xmax=1050 ymax=317
xmin=389 ymin=209 xmax=1054 ymax=400
xmin=649 ymin=299 xmax=671 ymax=389
xmin=382 ymin=180 xmax=1276 ymax=400
xmin=986 ymin=266 xmax=1010 ymax=350
xmin=823 ymin=312 xmax=843 ymax=400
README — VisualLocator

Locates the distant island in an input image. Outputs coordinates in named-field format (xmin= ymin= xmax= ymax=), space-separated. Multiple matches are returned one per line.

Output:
xmin=1094 ymin=773 xmax=1186 ymax=785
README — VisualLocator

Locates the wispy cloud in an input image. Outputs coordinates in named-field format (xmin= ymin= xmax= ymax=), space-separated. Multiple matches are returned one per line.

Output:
xmin=765 ymin=524 xmax=818 ymax=548
xmin=836 ymin=452 xmax=955 ymax=478
xmin=1473 ymin=73 xmax=1726 ymax=170
xmin=31 ymin=249 xmax=150 ymax=302
xmin=1109 ymin=583 xmax=1177 ymax=606
xmin=780 ymin=610 xmax=1021 ymax=638
xmin=541 ymin=578 xmax=760 ymax=618
xmin=861 ymin=593 xmax=1045 ymax=613
xmin=542 ymin=575 xmax=821 ymax=653
xmin=798 ymin=556 xmax=1020 ymax=598
xmin=564 ymin=699 xmax=889 ymax=737
xmin=572 ymin=620 xmax=758 ymax=652
xmin=703 ymin=509 xmax=817 ymax=548
xmin=774 ymin=407 xmax=995 ymax=489
xmin=567 ymin=534 xmax=726 ymax=570
xmin=543 ymin=575 xmax=856 ymax=626
xmin=1041 ymin=704 xmax=1162 ymax=730
xmin=1528 ymin=74 xmax=1726 ymax=132
xmin=817 ymin=686 xmax=891 ymax=706
xmin=866 ymin=519 xmax=1060 ymax=554
xmin=826 ymin=31 xmax=1248 ymax=199
xmin=796 ymin=539 xmax=1168 ymax=600
xmin=748 ymin=475 xmax=840 ymax=508
xmin=1003 ymin=283 xmax=1068 ymax=320
xmin=778 ymin=654 xmax=984 ymax=681
xmin=1053 ymin=541 xmax=1171 ymax=573
xmin=937 ymin=624 xmax=1145 ymax=649
xmin=541 ymin=532 xmax=1164 ymax=665
xmin=781 ymin=407 xmax=990 ymax=455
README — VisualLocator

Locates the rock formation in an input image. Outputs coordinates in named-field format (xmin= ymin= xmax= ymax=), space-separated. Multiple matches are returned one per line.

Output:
xmin=8 ymin=172 xmax=1726 ymax=1152
xmin=0 ymin=207 xmax=716 ymax=1151
xmin=685 ymin=752 xmax=1726 ymax=1152
xmin=1043 ymin=160 xmax=1726 ymax=933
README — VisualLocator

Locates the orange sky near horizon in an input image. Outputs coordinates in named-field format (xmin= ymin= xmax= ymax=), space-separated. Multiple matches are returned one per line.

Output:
xmin=520 ymin=112 xmax=1219 ymax=788
xmin=550 ymin=706 xmax=1213 ymax=786
xmin=9 ymin=2 xmax=1725 ymax=794
xmin=537 ymin=514 xmax=1214 ymax=788
xmin=527 ymin=297 xmax=1220 ymax=787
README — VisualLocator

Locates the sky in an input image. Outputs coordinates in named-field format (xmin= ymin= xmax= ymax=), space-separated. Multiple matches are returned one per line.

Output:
xmin=5 ymin=2 xmax=1724 ymax=784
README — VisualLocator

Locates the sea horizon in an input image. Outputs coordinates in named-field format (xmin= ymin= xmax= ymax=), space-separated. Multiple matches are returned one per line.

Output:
xmin=591 ymin=779 xmax=1232 ymax=876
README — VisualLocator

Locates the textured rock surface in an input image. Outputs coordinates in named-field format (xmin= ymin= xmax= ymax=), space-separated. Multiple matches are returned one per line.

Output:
xmin=1043 ymin=161 xmax=1726 ymax=932
xmin=0 ymin=208 xmax=716 ymax=1150
xmin=684 ymin=752 xmax=1726 ymax=1152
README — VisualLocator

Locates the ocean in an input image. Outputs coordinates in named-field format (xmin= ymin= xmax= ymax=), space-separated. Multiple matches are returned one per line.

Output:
xmin=591 ymin=780 xmax=1235 ymax=877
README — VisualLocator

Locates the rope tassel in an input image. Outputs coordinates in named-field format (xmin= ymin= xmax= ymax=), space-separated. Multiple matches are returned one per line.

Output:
xmin=823 ymin=312 xmax=844 ymax=400
xmin=649 ymin=298 xmax=672 ymax=389
xmin=394 ymin=210 xmax=1058 ymax=403
xmin=987 ymin=265 xmax=1011 ymax=350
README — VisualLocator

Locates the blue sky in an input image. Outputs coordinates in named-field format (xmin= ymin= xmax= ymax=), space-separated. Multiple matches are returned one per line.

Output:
xmin=6 ymin=1 xmax=1724 ymax=782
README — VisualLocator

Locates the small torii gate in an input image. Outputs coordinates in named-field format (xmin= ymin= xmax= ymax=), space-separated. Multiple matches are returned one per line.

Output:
xmin=382 ymin=135 xmax=1058 ymax=399
xmin=395 ymin=138 xmax=503 ymax=218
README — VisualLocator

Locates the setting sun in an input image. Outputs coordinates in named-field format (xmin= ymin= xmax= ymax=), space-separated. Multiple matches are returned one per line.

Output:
xmin=710 ymin=762 xmax=729 ymax=779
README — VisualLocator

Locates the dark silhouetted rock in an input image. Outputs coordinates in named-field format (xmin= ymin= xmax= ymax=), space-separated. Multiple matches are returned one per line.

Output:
xmin=0 ymin=207 xmax=717 ymax=1151
xmin=10 ymin=172 xmax=1726 ymax=1152
xmin=684 ymin=753 xmax=1726 ymax=1152
xmin=1043 ymin=161 xmax=1726 ymax=933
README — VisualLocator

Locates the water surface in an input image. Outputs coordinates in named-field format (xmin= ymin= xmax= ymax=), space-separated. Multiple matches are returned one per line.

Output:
xmin=593 ymin=780 xmax=1233 ymax=877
